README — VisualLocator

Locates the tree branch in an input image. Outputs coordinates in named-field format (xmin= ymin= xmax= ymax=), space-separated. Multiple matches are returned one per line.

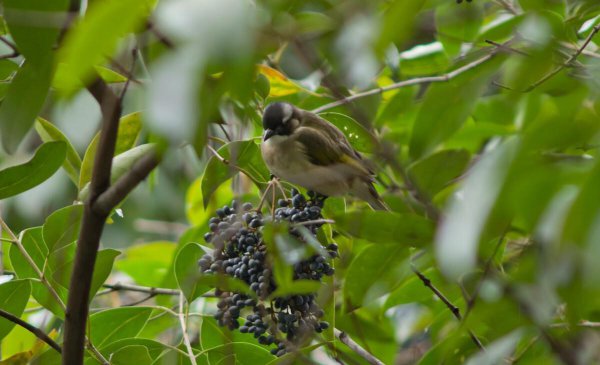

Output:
xmin=312 ymin=50 xmax=498 ymax=114
xmin=93 ymin=151 xmax=160 ymax=216
xmin=62 ymin=78 xmax=121 ymax=365
xmin=102 ymin=283 xmax=181 ymax=296
xmin=526 ymin=24 xmax=600 ymax=92
xmin=0 ymin=308 xmax=62 ymax=354
xmin=412 ymin=267 xmax=485 ymax=351
xmin=334 ymin=329 xmax=385 ymax=365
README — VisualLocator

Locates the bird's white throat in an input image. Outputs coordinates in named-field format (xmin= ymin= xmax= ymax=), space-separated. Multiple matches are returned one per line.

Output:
xmin=264 ymin=134 xmax=290 ymax=145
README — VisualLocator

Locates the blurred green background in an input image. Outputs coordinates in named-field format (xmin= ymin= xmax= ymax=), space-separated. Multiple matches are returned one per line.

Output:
xmin=1 ymin=0 xmax=600 ymax=364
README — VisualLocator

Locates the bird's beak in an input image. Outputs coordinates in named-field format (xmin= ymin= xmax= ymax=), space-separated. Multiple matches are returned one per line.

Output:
xmin=263 ymin=129 xmax=275 ymax=141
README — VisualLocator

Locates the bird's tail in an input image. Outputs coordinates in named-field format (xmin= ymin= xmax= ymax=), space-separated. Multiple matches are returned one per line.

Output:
xmin=355 ymin=181 xmax=391 ymax=211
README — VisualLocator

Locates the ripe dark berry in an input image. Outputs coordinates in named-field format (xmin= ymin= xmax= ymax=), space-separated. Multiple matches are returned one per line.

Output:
xmin=200 ymin=191 xmax=335 ymax=355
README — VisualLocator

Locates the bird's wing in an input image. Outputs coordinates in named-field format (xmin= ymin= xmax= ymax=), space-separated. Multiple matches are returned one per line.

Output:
xmin=299 ymin=112 xmax=375 ymax=175
xmin=293 ymin=126 xmax=372 ymax=177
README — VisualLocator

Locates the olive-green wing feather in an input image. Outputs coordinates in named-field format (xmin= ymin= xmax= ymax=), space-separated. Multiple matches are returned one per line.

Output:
xmin=294 ymin=126 xmax=372 ymax=177
xmin=299 ymin=111 xmax=374 ymax=175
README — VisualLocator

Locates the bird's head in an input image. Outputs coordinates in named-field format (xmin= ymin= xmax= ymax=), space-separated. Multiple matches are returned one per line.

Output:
xmin=262 ymin=102 xmax=300 ymax=141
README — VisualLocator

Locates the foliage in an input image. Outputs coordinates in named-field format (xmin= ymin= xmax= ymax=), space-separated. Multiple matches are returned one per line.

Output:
xmin=1 ymin=0 xmax=600 ymax=364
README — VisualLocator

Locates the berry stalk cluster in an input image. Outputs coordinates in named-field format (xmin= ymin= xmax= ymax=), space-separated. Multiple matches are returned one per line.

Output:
xmin=198 ymin=189 xmax=337 ymax=356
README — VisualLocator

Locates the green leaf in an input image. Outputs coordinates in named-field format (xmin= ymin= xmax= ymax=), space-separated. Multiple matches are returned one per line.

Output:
xmin=9 ymin=227 xmax=47 ymax=280
xmin=344 ymin=244 xmax=411 ymax=309
xmin=270 ymin=280 xmax=323 ymax=298
xmin=376 ymin=0 xmax=426 ymax=51
xmin=435 ymin=139 xmax=517 ymax=280
xmin=562 ymin=160 xmax=600 ymax=246
xmin=34 ymin=118 xmax=82 ymax=185
xmin=205 ymin=342 xmax=275 ymax=365
xmin=0 ymin=60 xmax=19 ymax=80
xmin=201 ymin=140 xmax=270 ymax=208
xmin=408 ymin=149 xmax=470 ymax=198
xmin=89 ymin=307 xmax=153 ymax=349
xmin=399 ymin=42 xmax=450 ymax=76
xmin=174 ymin=242 xmax=211 ymax=302
xmin=0 ymin=61 xmax=53 ymax=153
xmin=110 ymin=345 xmax=152 ymax=365
xmin=8 ymin=227 xmax=66 ymax=317
xmin=57 ymin=0 xmax=153 ymax=94
xmin=318 ymin=112 xmax=377 ymax=152
xmin=334 ymin=211 xmax=434 ymax=246
xmin=3 ymin=0 xmax=68 ymax=63
xmin=384 ymin=268 xmax=441 ymax=310
xmin=435 ymin=2 xmax=484 ymax=57
xmin=115 ymin=241 xmax=177 ymax=287
xmin=114 ymin=112 xmax=143 ymax=155
xmin=0 ymin=280 xmax=31 ymax=341
xmin=53 ymin=64 xmax=128 ymax=92
xmin=52 ymin=247 xmax=120 ymax=298
xmin=409 ymin=56 xmax=503 ymax=160
xmin=98 ymin=338 xmax=166 ymax=360
xmin=43 ymin=204 xmax=83 ymax=252
xmin=0 ymin=142 xmax=66 ymax=199
xmin=465 ymin=330 xmax=522 ymax=365
xmin=79 ymin=133 xmax=100 ymax=190
xmin=79 ymin=116 xmax=147 ymax=190
xmin=79 ymin=143 xmax=156 ymax=200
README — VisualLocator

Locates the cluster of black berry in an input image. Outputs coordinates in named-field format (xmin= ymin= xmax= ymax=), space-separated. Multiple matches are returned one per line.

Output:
xmin=198 ymin=189 xmax=337 ymax=356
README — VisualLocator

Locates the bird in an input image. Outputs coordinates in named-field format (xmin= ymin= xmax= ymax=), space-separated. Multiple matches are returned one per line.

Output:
xmin=260 ymin=102 xmax=389 ymax=211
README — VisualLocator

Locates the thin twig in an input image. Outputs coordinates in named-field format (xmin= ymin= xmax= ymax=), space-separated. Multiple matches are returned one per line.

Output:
xmin=102 ymin=282 xmax=181 ymax=296
xmin=206 ymin=144 xmax=229 ymax=164
xmin=463 ymin=229 xmax=509 ymax=319
xmin=293 ymin=219 xmax=335 ymax=226
xmin=208 ymin=136 xmax=228 ymax=145
xmin=256 ymin=179 xmax=275 ymax=212
xmin=0 ymin=52 xmax=19 ymax=59
xmin=412 ymin=267 xmax=485 ymax=351
xmin=509 ymin=336 xmax=539 ymax=364
xmin=147 ymin=20 xmax=175 ymax=49
xmin=133 ymin=219 xmax=188 ymax=236
xmin=0 ymin=36 xmax=18 ymax=53
xmin=217 ymin=123 xmax=232 ymax=142
xmin=494 ymin=0 xmax=519 ymax=15
xmin=0 ymin=308 xmax=62 ymax=353
xmin=312 ymin=48 xmax=500 ymax=114
xmin=485 ymin=40 xmax=529 ymax=56
xmin=118 ymin=47 xmax=138 ymax=100
xmin=334 ymin=329 xmax=385 ymax=365
xmin=559 ymin=41 xmax=600 ymax=59
xmin=93 ymin=151 xmax=160 ymax=216
xmin=0 ymin=219 xmax=66 ymax=311
xmin=388 ymin=158 xmax=440 ymax=221
xmin=526 ymin=24 xmax=600 ymax=92
xmin=109 ymin=58 xmax=142 ymax=85
xmin=178 ymin=293 xmax=198 ymax=365
xmin=504 ymin=285 xmax=577 ymax=364
xmin=123 ymin=293 xmax=156 ymax=306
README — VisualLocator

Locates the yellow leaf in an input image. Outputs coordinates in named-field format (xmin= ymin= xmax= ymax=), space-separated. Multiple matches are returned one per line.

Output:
xmin=257 ymin=65 xmax=314 ymax=97
xmin=0 ymin=351 xmax=32 ymax=365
